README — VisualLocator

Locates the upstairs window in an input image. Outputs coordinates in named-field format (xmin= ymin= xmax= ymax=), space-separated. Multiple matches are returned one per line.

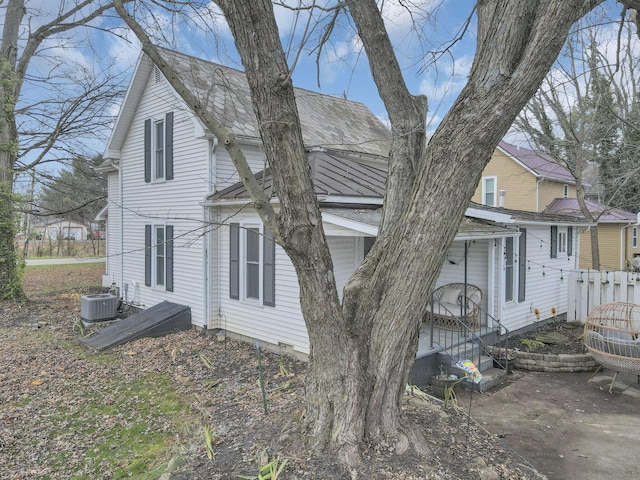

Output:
xmin=483 ymin=177 xmax=497 ymax=206
xmin=634 ymin=227 xmax=638 ymax=249
xmin=145 ymin=112 xmax=174 ymax=182
xmin=563 ymin=184 xmax=569 ymax=198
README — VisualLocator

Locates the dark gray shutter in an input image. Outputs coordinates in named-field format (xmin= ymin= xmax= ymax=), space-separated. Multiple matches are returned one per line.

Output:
xmin=165 ymin=112 xmax=174 ymax=180
xmin=567 ymin=226 xmax=573 ymax=256
xmin=144 ymin=225 xmax=152 ymax=286
xmin=550 ymin=225 xmax=558 ymax=258
xmin=166 ymin=225 xmax=174 ymax=292
xmin=144 ymin=119 xmax=151 ymax=183
xmin=263 ymin=228 xmax=276 ymax=307
xmin=229 ymin=224 xmax=239 ymax=299
xmin=518 ymin=228 xmax=527 ymax=302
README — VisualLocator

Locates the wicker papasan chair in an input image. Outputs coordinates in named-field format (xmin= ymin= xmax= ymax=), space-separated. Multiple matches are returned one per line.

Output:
xmin=584 ymin=302 xmax=640 ymax=392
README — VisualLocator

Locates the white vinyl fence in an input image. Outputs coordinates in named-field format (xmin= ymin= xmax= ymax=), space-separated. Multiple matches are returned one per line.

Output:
xmin=568 ymin=270 xmax=640 ymax=321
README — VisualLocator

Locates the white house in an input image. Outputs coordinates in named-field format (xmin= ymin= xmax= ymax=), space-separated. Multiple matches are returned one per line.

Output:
xmin=99 ymin=48 xmax=586 ymax=362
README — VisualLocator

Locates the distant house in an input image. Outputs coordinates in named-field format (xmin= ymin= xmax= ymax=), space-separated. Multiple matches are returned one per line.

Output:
xmin=471 ymin=141 xmax=576 ymax=212
xmin=31 ymin=218 xmax=87 ymax=241
xmin=545 ymin=198 xmax=638 ymax=271
xmin=472 ymin=141 xmax=639 ymax=271
xmin=99 ymin=48 xmax=586 ymax=362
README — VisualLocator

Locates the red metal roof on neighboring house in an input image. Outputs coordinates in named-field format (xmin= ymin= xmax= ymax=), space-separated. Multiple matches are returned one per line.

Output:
xmin=544 ymin=198 xmax=636 ymax=223
xmin=498 ymin=141 xmax=575 ymax=184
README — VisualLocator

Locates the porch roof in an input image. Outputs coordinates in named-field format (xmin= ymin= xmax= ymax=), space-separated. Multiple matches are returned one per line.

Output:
xmin=544 ymin=197 xmax=637 ymax=224
xmin=321 ymin=207 xmax=518 ymax=240
xmin=467 ymin=202 xmax=590 ymax=226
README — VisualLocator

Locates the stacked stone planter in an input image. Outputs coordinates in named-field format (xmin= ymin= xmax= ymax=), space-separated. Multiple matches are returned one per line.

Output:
xmin=488 ymin=347 xmax=597 ymax=373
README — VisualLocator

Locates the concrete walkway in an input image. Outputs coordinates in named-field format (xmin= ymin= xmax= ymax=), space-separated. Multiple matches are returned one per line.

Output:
xmin=458 ymin=370 xmax=640 ymax=480
xmin=26 ymin=257 xmax=105 ymax=266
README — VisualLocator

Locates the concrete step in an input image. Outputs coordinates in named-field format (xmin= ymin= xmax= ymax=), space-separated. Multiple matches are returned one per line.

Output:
xmin=437 ymin=345 xmax=495 ymax=372
xmin=459 ymin=367 xmax=508 ymax=393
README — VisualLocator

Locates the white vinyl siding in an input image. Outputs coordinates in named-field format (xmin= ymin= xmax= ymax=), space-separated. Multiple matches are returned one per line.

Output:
xmin=103 ymin=171 xmax=121 ymax=287
xmin=501 ymin=224 xmax=573 ymax=332
xmin=115 ymin=73 xmax=209 ymax=326
xmin=219 ymin=212 xmax=308 ymax=354
xmin=215 ymin=144 xmax=267 ymax=191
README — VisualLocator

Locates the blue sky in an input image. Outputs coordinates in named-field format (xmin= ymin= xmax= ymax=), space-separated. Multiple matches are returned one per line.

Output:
xmin=5 ymin=0 xmax=634 ymax=187
xmin=97 ymin=0 xmax=477 ymax=135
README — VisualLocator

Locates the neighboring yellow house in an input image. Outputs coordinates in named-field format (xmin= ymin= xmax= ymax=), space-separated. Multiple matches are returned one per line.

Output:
xmin=471 ymin=141 xmax=576 ymax=212
xmin=545 ymin=198 xmax=638 ymax=270
xmin=474 ymin=141 xmax=639 ymax=271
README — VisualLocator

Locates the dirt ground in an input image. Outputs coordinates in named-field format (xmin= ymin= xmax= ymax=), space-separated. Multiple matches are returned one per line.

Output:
xmin=1 ymin=264 xmax=552 ymax=479
xmin=459 ymin=370 xmax=640 ymax=480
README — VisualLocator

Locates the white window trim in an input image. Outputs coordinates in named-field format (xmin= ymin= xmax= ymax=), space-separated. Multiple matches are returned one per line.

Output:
xmin=239 ymin=222 xmax=264 ymax=304
xmin=563 ymin=184 xmax=569 ymax=198
xmin=633 ymin=227 xmax=638 ymax=249
xmin=482 ymin=176 xmax=498 ymax=207
xmin=504 ymin=236 xmax=520 ymax=303
xmin=153 ymin=118 xmax=166 ymax=181
xmin=558 ymin=229 xmax=567 ymax=255
xmin=152 ymin=224 xmax=167 ymax=288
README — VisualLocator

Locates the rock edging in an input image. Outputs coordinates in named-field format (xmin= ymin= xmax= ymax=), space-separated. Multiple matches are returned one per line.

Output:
xmin=488 ymin=346 xmax=597 ymax=373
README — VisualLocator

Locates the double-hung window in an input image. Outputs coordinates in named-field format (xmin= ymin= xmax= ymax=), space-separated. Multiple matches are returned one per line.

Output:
xmin=229 ymin=223 xmax=275 ymax=306
xmin=633 ymin=227 xmax=638 ymax=249
xmin=144 ymin=112 xmax=174 ymax=182
xmin=505 ymin=237 xmax=515 ymax=302
xmin=145 ymin=224 xmax=174 ymax=291
xmin=482 ymin=177 xmax=497 ymax=206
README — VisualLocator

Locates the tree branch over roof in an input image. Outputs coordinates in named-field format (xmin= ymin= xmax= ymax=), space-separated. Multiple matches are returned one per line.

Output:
xmin=113 ymin=0 xmax=280 ymax=241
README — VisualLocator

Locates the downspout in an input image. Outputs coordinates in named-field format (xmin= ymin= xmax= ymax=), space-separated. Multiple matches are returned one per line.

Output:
xmin=203 ymin=137 xmax=218 ymax=331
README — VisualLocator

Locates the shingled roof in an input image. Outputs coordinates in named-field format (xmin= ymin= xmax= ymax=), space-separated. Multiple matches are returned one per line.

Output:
xmin=158 ymin=48 xmax=390 ymax=157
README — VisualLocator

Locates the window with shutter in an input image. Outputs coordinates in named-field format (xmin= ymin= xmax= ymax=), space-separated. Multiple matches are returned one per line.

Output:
xmin=229 ymin=223 xmax=276 ymax=306
xmin=550 ymin=226 xmax=558 ymax=258
xmin=505 ymin=237 xmax=514 ymax=302
xmin=144 ymin=112 xmax=174 ymax=182
xmin=144 ymin=224 xmax=174 ymax=291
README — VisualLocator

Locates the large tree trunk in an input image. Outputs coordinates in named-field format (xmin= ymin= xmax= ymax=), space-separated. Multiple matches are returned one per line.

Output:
xmin=0 ymin=0 xmax=25 ymax=300
xmin=221 ymin=0 xmax=603 ymax=463
xmin=119 ymin=0 xmax=609 ymax=465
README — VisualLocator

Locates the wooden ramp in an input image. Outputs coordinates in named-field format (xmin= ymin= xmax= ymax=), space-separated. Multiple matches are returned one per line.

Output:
xmin=82 ymin=301 xmax=191 ymax=351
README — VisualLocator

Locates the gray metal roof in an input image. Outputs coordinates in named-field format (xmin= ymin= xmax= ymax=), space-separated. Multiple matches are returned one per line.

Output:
xmin=158 ymin=48 xmax=390 ymax=157
xmin=211 ymin=149 xmax=386 ymax=200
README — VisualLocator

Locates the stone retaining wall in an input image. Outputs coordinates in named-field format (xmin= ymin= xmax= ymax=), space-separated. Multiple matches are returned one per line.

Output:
xmin=488 ymin=347 xmax=597 ymax=373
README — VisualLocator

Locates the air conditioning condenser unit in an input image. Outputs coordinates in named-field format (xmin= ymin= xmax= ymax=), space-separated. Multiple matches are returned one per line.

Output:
xmin=81 ymin=294 xmax=119 ymax=322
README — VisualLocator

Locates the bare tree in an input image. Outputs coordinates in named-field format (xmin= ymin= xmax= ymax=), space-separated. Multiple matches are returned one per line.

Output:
xmin=116 ymin=0 xmax=630 ymax=466
xmin=0 ymin=0 xmax=123 ymax=299
xmin=514 ymin=13 xmax=640 ymax=270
